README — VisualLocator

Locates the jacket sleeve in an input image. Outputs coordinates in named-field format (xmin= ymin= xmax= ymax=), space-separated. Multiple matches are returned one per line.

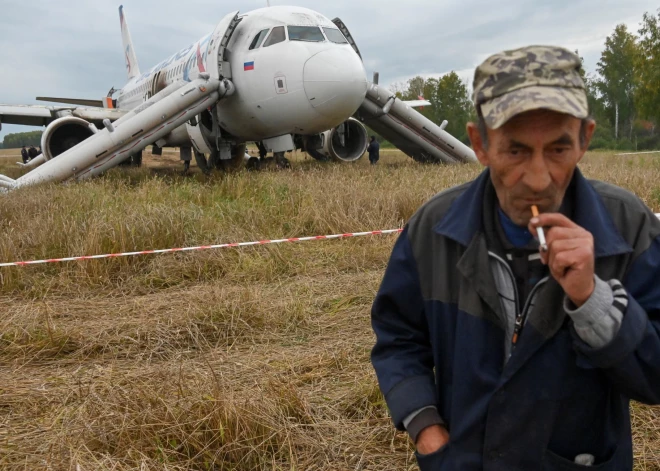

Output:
xmin=571 ymin=235 xmax=660 ymax=405
xmin=371 ymin=225 xmax=438 ymax=430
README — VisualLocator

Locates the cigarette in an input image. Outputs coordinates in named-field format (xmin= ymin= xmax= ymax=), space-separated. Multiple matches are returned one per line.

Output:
xmin=531 ymin=205 xmax=548 ymax=252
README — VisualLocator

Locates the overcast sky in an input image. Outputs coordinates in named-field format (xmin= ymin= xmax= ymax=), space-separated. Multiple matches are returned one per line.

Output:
xmin=0 ymin=0 xmax=657 ymax=141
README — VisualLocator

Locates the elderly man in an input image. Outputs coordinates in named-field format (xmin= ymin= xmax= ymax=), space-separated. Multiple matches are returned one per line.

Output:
xmin=371 ymin=46 xmax=660 ymax=470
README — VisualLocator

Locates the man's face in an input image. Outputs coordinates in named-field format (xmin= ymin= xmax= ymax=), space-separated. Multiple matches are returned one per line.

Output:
xmin=467 ymin=109 xmax=595 ymax=226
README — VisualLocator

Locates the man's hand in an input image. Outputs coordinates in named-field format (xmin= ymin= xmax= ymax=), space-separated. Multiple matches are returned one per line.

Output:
xmin=416 ymin=425 xmax=450 ymax=455
xmin=528 ymin=213 xmax=595 ymax=307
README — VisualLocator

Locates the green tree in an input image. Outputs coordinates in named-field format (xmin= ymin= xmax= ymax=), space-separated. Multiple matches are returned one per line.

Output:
xmin=398 ymin=73 xmax=474 ymax=142
xmin=2 ymin=131 xmax=43 ymax=148
xmin=399 ymin=76 xmax=438 ymax=121
xmin=432 ymin=72 xmax=474 ymax=142
xmin=635 ymin=9 xmax=660 ymax=129
xmin=596 ymin=24 xmax=638 ymax=141
xmin=575 ymin=50 xmax=615 ymax=148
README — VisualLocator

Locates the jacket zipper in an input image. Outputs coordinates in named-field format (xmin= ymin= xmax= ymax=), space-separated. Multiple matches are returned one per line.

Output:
xmin=488 ymin=252 xmax=549 ymax=349
xmin=512 ymin=277 xmax=548 ymax=346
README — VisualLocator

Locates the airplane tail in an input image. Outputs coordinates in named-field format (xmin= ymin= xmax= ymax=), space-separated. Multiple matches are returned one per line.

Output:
xmin=119 ymin=5 xmax=141 ymax=80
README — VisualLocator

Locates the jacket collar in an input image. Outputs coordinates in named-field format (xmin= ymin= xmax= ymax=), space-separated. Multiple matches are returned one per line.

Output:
xmin=433 ymin=167 xmax=632 ymax=258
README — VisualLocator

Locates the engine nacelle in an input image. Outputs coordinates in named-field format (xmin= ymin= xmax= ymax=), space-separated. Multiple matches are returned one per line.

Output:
xmin=41 ymin=116 xmax=97 ymax=161
xmin=306 ymin=118 xmax=368 ymax=163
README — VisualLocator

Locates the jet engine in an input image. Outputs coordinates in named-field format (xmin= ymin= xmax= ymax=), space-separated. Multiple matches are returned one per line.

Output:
xmin=41 ymin=116 xmax=97 ymax=161
xmin=305 ymin=118 xmax=368 ymax=162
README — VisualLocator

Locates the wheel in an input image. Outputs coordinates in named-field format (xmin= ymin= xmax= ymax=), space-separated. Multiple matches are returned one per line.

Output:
xmin=131 ymin=151 xmax=143 ymax=167
xmin=306 ymin=147 xmax=330 ymax=162
xmin=219 ymin=144 xmax=247 ymax=171
xmin=246 ymin=157 xmax=261 ymax=171
xmin=274 ymin=151 xmax=291 ymax=169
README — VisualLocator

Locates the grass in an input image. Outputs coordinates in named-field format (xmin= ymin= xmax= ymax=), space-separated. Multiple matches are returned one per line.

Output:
xmin=0 ymin=148 xmax=658 ymax=470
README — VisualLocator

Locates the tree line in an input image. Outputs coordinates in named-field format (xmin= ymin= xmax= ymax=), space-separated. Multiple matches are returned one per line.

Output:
xmin=2 ymin=131 xmax=43 ymax=149
xmin=390 ymin=8 xmax=660 ymax=151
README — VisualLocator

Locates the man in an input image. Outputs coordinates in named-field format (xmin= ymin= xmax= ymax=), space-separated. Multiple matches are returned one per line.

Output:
xmin=371 ymin=45 xmax=660 ymax=470
xmin=20 ymin=145 xmax=28 ymax=164
xmin=28 ymin=145 xmax=38 ymax=161
xmin=367 ymin=135 xmax=380 ymax=165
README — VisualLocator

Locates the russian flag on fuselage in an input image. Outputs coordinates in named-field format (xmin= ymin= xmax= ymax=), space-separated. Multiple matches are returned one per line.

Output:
xmin=244 ymin=61 xmax=255 ymax=71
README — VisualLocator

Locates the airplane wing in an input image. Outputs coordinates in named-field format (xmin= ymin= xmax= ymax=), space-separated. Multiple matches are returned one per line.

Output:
xmin=0 ymin=104 xmax=127 ymax=128
xmin=402 ymin=99 xmax=432 ymax=108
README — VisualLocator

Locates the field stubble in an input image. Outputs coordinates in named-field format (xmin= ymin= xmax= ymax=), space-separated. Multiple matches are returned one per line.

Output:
xmin=0 ymin=149 xmax=659 ymax=470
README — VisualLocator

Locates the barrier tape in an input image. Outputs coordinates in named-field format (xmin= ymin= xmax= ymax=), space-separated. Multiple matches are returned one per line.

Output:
xmin=0 ymin=229 xmax=404 ymax=268
xmin=2 ymin=213 xmax=659 ymax=268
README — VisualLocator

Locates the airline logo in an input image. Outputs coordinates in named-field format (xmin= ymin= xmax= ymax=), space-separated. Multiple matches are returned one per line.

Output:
xmin=196 ymin=43 xmax=206 ymax=73
xmin=244 ymin=61 xmax=255 ymax=71
xmin=125 ymin=46 xmax=132 ymax=73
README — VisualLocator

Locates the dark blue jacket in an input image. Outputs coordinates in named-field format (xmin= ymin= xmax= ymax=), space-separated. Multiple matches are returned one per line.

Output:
xmin=371 ymin=169 xmax=660 ymax=470
xmin=368 ymin=140 xmax=380 ymax=159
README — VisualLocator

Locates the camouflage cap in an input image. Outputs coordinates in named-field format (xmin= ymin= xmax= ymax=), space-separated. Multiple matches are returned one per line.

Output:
xmin=473 ymin=45 xmax=588 ymax=129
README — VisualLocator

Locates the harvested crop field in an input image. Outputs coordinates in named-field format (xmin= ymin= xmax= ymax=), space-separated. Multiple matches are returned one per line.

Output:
xmin=0 ymin=148 xmax=659 ymax=470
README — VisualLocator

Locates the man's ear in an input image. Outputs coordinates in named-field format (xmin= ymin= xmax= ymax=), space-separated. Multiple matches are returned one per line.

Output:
xmin=580 ymin=119 xmax=596 ymax=158
xmin=577 ymin=119 xmax=596 ymax=163
xmin=466 ymin=122 xmax=490 ymax=167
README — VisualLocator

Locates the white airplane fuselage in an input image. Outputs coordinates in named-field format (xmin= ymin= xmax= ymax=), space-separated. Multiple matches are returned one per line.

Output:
xmin=116 ymin=6 xmax=367 ymax=142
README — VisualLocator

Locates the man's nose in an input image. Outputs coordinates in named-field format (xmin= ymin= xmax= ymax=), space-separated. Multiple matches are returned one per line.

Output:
xmin=522 ymin=152 xmax=552 ymax=192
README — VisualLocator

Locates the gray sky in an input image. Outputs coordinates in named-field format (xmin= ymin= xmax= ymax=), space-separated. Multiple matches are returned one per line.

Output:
xmin=0 ymin=0 xmax=656 ymax=141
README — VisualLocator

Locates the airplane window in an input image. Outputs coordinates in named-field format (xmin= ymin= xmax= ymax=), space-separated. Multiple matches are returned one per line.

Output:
xmin=288 ymin=26 xmax=325 ymax=42
xmin=263 ymin=26 xmax=286 ymax=47
xmin=323 ymin=28 xmax=348 ymax=44
xmin=249 ymin=29 xmax=270 ymax=50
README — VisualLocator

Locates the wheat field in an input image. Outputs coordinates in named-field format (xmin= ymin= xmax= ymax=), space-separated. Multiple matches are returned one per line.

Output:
xmin=0 ymin=148 xmax=659 ymax=470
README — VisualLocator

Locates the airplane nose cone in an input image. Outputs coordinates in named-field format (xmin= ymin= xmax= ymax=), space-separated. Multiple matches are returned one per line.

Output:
xmin=303 ymin=48 xmax=367 ymax=120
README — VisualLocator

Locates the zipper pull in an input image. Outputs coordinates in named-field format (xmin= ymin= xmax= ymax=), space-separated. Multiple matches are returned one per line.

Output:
xmin=512 ymin=316 xmax=524 ymax=346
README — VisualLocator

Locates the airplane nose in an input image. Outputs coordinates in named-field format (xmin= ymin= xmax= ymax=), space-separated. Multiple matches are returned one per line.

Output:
xmin=303 ymin=48 xmax=367 ymax=120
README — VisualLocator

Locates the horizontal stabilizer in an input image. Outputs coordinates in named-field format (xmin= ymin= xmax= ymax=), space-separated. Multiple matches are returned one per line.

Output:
xmin=37 ymin=97 xmax=104 ymax=107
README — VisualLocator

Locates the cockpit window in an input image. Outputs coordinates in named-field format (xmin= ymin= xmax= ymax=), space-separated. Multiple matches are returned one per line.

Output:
xmin=263 ymin=26 xmax=286 ymax=47
xmin=249 ymin=29 xmax=270 ymax=50
xmin=323 ymin=28 xmax=348 ymax=44
xmin=287 ymin=26 xmax=325 ymax=42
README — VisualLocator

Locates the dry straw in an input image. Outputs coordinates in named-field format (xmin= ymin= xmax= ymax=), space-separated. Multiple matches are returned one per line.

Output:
xmin=0 ymin=149 xmax=658 ymax=470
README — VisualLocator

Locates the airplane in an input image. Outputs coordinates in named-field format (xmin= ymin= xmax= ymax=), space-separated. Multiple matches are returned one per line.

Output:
xmin=0 ymin=5 xmax=476 ymax=191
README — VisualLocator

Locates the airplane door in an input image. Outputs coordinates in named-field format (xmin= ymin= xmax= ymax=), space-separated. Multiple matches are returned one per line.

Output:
xmin=205 ymin=11 xmax=241 ymax=80
xmin=151 ymin=71 xmax=164 ymax=96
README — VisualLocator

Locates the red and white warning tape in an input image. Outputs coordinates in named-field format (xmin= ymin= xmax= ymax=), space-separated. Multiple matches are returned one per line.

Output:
xmin=0 ymin=229 xmax=404 ymax=268
xmin=2 ymin=214 xmax=659 ymax=268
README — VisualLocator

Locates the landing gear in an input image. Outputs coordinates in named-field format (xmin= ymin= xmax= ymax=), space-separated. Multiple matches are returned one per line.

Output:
xmin=256 ymin=141 xmax=268 ymax=159
xmin=246 ymin=157 xmax=261 ymax=171
xmin=193 ymin=144 xmax=247 ymax=174
xmin=194 ymin=150 xmax=211 ymax=175
xmin=274 ymin=151 xmax=291 ymax=169
xmin=132 ymin=151 xmax=142 ymax=167
xmin=118 ymin=150 xmax=142 ymax=167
